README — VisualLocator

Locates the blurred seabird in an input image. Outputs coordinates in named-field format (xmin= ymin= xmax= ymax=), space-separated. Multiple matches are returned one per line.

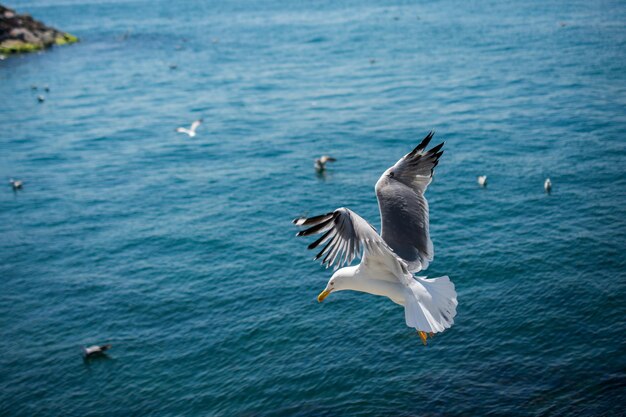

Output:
xmin=83 ymin=344 xmax=112 ymax=358
xmin=9 ymin=178 xmax=23 ymax=190
xmin=176 ymin=119 xmax=203 ymax=138
xmin=544 ymin=178 xmax=552 ymax=194
xmin=314 ymin=155 xmax=337 ymax=172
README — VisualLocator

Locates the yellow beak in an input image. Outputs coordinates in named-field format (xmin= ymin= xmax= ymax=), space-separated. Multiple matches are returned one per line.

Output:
xmin=317 ymin=289 xmax=331 ymax=302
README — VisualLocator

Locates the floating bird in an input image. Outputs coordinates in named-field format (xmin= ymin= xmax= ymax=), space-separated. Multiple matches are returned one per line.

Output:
xmin=176 ymin=119 xmax=203 ymax=137
xmin=9 ymin=178 xmax=23 ymax=190
xmin=294 ymin=132 xmax=457 ymax=344
xmin=169 ymin=64 xmax=177 ymax=70
xmin=37 ymin=95 xmax=45 ymax=103
xmin=83 ymin=344 xmax=111 ymax=358
xmin=477 ymin=175 xmax=487 ymax=187
xmin=31 ymin=84 xmax=37 ymax=90
xmin=314 ymin=155 xmax=337 ymax=172
xmin=544 ymin=178 xmax=552 ymax=194
xmin=44 ymin=85 xmax=50 ymax=92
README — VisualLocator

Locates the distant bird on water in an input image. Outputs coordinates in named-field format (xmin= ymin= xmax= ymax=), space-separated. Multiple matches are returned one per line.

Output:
xmin=83 ymin=344 xmax=112 ymax=358
xmin=176 ymin=119 xmax=203 ymax=137
xmin=477 ymin=175 xmax=487 ymax=187
xmin=37 ymin=95 xmax=45 ymax=103
xmin=294 ymin=132 xmax=457 ymax=345
xmin=314 ymin=155 xmax=337 ymax=172
xmin=9 ymin=179 xmax=23 ymax=190
xmin=544 ymin=178 xmax=552 ymax=194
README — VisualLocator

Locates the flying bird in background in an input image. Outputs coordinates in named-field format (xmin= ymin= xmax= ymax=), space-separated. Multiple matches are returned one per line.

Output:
xmin=176 ymin=119 xmax=203 ymax=137
xmin=294 ymin=132 xmax=457 ymax=345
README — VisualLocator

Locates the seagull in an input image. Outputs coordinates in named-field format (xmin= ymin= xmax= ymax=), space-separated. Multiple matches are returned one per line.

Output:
xmin=176 ymin=119 xmax=203 ymax=137
xmin=314 ymin=155 xmax=337 ymax=172
xmin=294 ymin=132 xmax=457 ymax=345
xmin=44 ymin=85 xmax=50 ymax=92
xmin=37 ymin=95 xmax=45 ymax=103
xmin=9 ymin=179 xmax=23 ymax=190
xmin=82 ymin=344 xmax=111 ymax=358
xmin=477 ymin=175 xmax=487 ymax=187
xmin=544 ymin=178 xmax=552 ymax=194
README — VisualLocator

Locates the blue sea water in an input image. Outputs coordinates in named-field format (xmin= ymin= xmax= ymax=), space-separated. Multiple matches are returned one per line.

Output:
xmin=1 ymin=0 xmax=626 ymax=415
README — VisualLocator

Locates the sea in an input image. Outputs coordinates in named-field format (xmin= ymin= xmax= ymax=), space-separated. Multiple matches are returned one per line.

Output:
xmin=1 ymin=0 xmax=625 ymax=416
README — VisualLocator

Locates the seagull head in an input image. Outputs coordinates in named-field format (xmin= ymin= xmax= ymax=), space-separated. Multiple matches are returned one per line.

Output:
xmin=317 ymin=266 xmax=357 ymax=302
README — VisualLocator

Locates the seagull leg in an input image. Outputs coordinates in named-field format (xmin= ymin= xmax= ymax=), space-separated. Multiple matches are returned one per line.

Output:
xmin=418 ymin=331 xmax=428 ymax=345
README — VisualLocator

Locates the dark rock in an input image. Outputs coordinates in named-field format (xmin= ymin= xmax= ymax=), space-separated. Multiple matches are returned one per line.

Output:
xmin=0 ymin=4 xmax=78 ymax=55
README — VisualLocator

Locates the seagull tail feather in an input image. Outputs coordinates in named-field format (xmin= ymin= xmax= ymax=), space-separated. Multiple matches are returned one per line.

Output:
xmin=405 ymin=276 xmax=457 ymax=341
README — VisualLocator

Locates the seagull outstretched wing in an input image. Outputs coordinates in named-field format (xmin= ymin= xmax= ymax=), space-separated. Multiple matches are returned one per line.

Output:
xmin=375 ymin=131 xmax=444 ymax=272
xmin=293 ymin=208 xmax=409 ymax=278
xmin=190 ymin=119 xmax=203 ymax=132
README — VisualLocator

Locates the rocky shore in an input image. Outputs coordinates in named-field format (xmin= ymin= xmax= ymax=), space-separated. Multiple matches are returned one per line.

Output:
xmin=0 ymin=4 xmax=78 ymax=55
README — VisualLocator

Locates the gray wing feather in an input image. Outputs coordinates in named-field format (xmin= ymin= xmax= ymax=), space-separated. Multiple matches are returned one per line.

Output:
xmin=375 ymin=132 xmax=444 ymax=272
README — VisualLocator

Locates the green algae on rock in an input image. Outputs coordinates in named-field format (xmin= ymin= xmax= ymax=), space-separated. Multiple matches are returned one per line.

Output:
xmin=0 ymin=4 xmax=78 ymax=55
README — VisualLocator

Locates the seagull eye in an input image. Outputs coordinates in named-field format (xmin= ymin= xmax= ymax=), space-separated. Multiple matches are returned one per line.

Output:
xmin=389 ymin=172 xmax=395 ymax=178
xmin=330 ymin=281 xmax=334 ymax=286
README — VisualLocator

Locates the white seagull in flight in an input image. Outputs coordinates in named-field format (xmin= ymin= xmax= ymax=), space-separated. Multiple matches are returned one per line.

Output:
xmin=176 ymin=119 xmax=203 ymax=137
xmin=294 ymin=132 xmax=457 ymax=345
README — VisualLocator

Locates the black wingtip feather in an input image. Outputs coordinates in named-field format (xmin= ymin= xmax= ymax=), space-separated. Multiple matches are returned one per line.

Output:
xmin=293 ymin=212 xmax=335 ymax=226
xmin=307 ymin=228 xmax=332 ymax=250
xmin=427 ymin=142 xmax=445 ymax=155
xmin=296 ymin=217 xmax=334 ymax=236
xmin=409 ymin=131 xmax=435 ymax=156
